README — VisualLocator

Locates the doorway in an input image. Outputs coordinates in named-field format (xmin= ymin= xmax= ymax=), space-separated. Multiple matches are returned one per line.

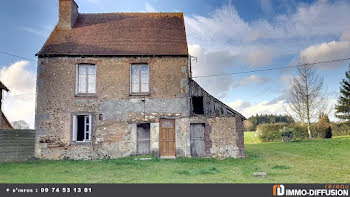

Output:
xmin=137 ymin=123 xmax=150 ymax=155
xmin=159 ymin=119 xmax=175 ymax=158
xmin=190 ymin=123 xmax=206 ymax=157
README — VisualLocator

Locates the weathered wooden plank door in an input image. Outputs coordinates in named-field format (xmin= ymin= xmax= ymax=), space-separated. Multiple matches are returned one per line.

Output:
xmin=190 ymin=123 xmax=206 ymax=157
xmin=137 ymin=123 xmax=150 ymax=155
xmin=159 ymin=119 xmax=175 ymax=157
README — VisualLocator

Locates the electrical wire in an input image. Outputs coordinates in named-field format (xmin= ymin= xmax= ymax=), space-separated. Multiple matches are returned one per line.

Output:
xmin=1 ymin=49 xmax=349 ymax=79
xmin=192 ymin=57 xmax=350 ymax=78
xmin=0 ymin=50 xmax=38 ymax=62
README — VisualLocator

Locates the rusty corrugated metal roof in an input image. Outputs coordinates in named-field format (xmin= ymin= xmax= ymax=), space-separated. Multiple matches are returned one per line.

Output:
xmin=37 ymin=13 xmax=188 ymax=57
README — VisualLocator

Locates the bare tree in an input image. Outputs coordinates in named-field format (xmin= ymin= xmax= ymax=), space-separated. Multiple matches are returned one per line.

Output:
xmin=243 ymin=120 xmax=253 ymax=131
xmin=286 ymin=62 xmax=327 ymax=139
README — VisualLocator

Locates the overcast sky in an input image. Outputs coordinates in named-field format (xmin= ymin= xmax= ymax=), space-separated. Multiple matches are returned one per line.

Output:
xmin=1 ymin=0 xmax=350 ymax=128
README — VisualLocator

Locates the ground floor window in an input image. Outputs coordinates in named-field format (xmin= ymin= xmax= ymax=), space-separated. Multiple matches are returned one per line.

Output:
xmin=73 ymin=115 xmax=92 ymax=142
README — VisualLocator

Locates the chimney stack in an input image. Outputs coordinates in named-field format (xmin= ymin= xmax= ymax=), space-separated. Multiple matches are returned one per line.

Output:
xmin=58 ymin=0 xmax=79 ymax=29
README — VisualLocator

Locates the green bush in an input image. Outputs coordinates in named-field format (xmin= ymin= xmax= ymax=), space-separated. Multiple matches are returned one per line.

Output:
xmin=289 ymin=124 xmax=308 ymax=140
xmin=256 ymin=123 xmax=288 ymax=142
xmin=280 ymin=127 xmax=293 ymax=143
xmin=331 ymin=122 xmax=350 ymax=136
xmin=256 ymin=120 xmax=350 ymax=142
xmin=257 ymin=123 xmax=310 ymax=142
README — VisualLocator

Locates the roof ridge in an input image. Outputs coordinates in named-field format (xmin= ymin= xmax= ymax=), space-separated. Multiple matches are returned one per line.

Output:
xmin=78 ymin=12 xmax=184 ymax=15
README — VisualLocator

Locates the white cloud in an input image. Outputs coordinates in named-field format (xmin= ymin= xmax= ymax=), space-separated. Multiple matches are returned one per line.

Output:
xmin=341 ymin=31 xmax=350 ymax=41
xmin=189 ymin=44 xmax=237 ymax=99
xmin=20 ymin=25 xmax=53 ymax=38
xmin=0 ymin=61 xmax=36 ymax=128
xmin=240 ymin=46 xmax=276 ymax=66
xmin=185 ymin=2 xmax=249 ymax=44
xmin=186 ymin=1 xmax=350 ymax=43
xmin=229 ymin=100 xmax=251 ymax=111
xmin=234 ymin=75 xmax=270 ymax=88
xmin=184 ymin=1 xmax=350 ymax=119
xmin=259 ymin=0 xmax=273 ymax=15
xmin=300 ymin=40 xmax=350 ymax=68
xmin=229 ymin=99 xmax=287 ymax=118
xmin=145 ymin=2 xmax=157 ymax=12
xmin=185 ymin=0 xmax=350 ymax=68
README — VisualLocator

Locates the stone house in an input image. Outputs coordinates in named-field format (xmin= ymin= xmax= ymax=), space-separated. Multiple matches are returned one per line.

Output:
xmin=35 ymin=0 xmax=246 ymax=160
xmin=0 ymin=81 xmax=13 ymax=129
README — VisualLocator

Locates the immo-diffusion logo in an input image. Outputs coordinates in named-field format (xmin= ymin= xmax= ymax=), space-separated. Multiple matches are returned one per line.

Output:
xmin=273 ymin=185 xmax=285 ymax=196
xmin=273 ymin=184 xmax=349 ymax=196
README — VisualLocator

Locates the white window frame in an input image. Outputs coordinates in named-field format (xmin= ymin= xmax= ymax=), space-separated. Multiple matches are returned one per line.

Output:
xmin=130 ymin=64 xmax=149 ymax=94
xmin=72 ymin=114 xmax=92 ymax=142
xmin=75 ymin=64 xmax=96 ymax=95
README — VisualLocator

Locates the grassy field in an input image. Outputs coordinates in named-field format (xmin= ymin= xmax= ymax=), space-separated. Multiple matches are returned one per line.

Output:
xmin=0 ymin=132 xmax=349 ymax=183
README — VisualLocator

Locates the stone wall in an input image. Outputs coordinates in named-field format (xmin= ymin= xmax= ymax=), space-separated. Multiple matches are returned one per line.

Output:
xmin=36 ymin=55 xmax=246 ymax=160
xmin=209 ymin=117 xmax=245 ymax=158
xmin=189 ymin=116 xmax=245 ymax=159
xmin=35 ymin=56 xmax=190 ymax=159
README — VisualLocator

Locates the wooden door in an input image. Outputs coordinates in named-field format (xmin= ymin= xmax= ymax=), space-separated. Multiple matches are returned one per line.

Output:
xmin=159 ymin=119 xmax=175 ymax=157
xmin=137 ymin=123 xmax=150 ymax=155
xmin=190 ymin=123 xmax=206 ymax=157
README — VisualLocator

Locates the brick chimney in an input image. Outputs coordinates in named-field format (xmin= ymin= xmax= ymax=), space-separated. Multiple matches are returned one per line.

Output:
xmin=57 ymin=0 xmax=79 ymax=29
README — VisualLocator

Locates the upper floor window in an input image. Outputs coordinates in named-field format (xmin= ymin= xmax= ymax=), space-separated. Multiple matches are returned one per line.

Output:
xmin=131 ymin=64 xmax=149 ymax=94
xmin=76 ymin=64 xmax=96 ymax=94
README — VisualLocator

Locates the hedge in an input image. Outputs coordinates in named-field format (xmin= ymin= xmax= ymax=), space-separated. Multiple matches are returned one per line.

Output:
xmin=256 ymin=123 xmax=335 ymax=142
xmin=331 ymin=123 xmax=350 ymax=136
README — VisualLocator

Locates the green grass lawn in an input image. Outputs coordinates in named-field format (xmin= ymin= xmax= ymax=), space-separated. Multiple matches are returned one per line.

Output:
xmin=0 ymin=133 xmax=349 ymax=183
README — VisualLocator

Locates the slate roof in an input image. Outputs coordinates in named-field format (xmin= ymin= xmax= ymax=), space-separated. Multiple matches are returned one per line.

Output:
xmin=36 ymin=13 xmax=188 ymax=57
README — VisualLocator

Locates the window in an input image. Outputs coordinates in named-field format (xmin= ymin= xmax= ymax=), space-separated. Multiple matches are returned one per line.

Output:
xmin=72 ymin=115 xmax=92 ymax=142
xmin=131 ymin=64 xmax=149 ymax=94
xmin=76 ymin=64 xmax=96 ymax=94
xmin=192 ymin=96 xmax=204 ymax=114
